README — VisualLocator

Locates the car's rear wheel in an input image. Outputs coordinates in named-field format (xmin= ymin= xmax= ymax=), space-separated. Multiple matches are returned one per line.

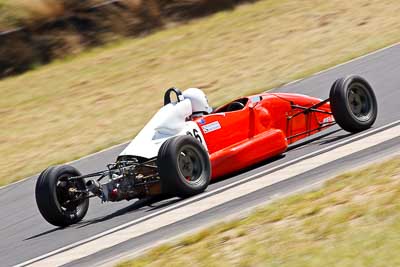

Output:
xmin=35 ymin=165 xmax=89 ymax=227
xmin=330 ymin=75 xmax=378 ymax=133
xmin=157 ymin=135 xmax=211 ymax=198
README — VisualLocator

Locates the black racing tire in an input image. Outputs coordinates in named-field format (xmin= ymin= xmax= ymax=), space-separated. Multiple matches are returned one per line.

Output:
xmin=329 ymin=75 xmax=378 ymax=133
xmin=35 ymin=165 xmax=89 ymax=227
xmin=157 ymin=135 xmax=211 ymax=198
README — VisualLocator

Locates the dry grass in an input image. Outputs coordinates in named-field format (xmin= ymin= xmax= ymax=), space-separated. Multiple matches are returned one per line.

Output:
xmin=12 ymin=0 xmax=65 ymax=23
xmin=0 ymin=0 xmax=242 ymax=77
xmin=0 ymin=1 xmax=18 ymax=31
xmin=0 ymin=0 xmax=58 ymax=29
xmin=0 ymin=0 xmax=103 ymax=30
xmin=1 ymin=0 xmax=400 ymax=185
xmin=118 ymin=156 xmax=400 ymax=267
xmin=0 ymin=0 xmax=237 ymax=31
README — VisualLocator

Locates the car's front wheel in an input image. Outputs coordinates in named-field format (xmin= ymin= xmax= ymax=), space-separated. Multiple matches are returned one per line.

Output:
xmin=35 ymin=165 xmax=89 ymax=227
xmin=157 ymin=135 xmax=211 ymax=198
xmin=330 ymin=75 xmax=378 ymax=133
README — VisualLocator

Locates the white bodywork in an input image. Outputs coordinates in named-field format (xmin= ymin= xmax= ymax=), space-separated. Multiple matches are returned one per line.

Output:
xmin=119 ymin=99 xmax=207 ymax=159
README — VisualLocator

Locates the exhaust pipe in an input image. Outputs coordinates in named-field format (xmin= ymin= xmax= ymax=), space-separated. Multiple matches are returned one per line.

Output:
xmin=86 ymin=179 xmax=101 ymax=196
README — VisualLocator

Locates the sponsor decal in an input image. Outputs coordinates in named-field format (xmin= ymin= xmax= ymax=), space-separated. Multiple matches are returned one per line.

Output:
xmin=202 ymin=121 xmax=221 ymax=133
xmin=322 ymin=115 xmax=334 ymax=123
xmin=199 ymin=118 xmax=206 ymax=125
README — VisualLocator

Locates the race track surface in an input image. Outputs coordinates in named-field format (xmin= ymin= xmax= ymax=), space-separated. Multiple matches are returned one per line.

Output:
xmin=1 ymin=44 xmax=400 ymax=267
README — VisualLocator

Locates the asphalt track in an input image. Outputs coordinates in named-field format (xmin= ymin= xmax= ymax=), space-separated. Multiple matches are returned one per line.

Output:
xmin=1 ymin=43 xmax=400 ymax=267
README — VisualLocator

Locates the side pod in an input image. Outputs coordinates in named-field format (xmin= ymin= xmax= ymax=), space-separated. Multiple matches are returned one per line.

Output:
xmin=209 ymin=129 xmax=287 ymax=178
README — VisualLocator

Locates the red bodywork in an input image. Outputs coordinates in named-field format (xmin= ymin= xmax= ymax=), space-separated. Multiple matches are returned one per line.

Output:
xmin=193 ymin=93 xmax=333 ymax=179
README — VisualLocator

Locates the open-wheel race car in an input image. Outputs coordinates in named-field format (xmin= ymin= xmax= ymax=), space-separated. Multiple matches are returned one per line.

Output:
xmin=35 ymin=75 xmax=378 ymax=226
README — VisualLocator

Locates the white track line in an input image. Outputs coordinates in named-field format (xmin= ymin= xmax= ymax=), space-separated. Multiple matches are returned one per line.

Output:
xmin=17 ymin=121 xmax=400 ymax=267
xmin=2 ymin=42 xmax=399 ymax=192
xmin=0 ymin=141 xmax=129 ymax=191
xmin=283 ymin=42 xmax=400 ymax=86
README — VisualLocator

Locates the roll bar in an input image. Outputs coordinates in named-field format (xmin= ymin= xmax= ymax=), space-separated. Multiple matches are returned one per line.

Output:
xmin=164 ymin=87 xmax=184 ymax=105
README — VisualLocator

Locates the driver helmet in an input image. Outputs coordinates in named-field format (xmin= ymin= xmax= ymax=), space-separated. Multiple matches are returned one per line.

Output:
xmin=183 ymin=88 xmax=213 ymax=115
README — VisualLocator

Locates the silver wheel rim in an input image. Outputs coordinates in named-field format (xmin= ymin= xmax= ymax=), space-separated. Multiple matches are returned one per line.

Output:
xmin=177 ymin=146 xmax=204 ymax=185
xmin=347 ymin=82 xmax=373 ymax=122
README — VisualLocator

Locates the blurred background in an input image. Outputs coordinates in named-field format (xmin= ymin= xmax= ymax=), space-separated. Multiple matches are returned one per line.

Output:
xmin=0 ymin=0 xmax=252 ymax=77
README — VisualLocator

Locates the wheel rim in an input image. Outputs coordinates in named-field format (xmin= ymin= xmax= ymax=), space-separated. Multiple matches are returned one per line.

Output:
xmin=177 ymin=146 xmax=204 ymax=185
xmin=347 ymin=82 xmax=373 ymax=122
xmin=56 ymin=174 xmax=85 ymax=214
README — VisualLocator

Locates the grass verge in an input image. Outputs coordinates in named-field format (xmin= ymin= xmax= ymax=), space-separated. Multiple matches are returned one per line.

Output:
xmin=2 ymin=0 xmax=400 ymax=185
xmin=117 ymin=156 xmax=400 ymax=267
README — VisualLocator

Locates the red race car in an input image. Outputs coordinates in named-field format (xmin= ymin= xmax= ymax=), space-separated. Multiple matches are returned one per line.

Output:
xmin=35 ymin=75 xmax=377 ymax=226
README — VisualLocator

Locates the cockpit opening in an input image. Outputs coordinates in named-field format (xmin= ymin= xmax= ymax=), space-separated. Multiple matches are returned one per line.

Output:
xmin=215 ymin=98 xmax=248 ymax=112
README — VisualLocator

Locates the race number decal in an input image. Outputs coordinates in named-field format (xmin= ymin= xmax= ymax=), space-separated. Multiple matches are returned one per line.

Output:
xmin=186 ymin=129 xmax=203 ymax=144
xmin=181 ymin=121 xmax=208 ymax=151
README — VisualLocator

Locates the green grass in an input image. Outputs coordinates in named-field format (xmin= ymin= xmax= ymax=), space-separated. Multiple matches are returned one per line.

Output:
xmin=2 ymin=0 xmax=400 ymax=185
xmin=117 ymin=156 xmax=400 ymax=267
